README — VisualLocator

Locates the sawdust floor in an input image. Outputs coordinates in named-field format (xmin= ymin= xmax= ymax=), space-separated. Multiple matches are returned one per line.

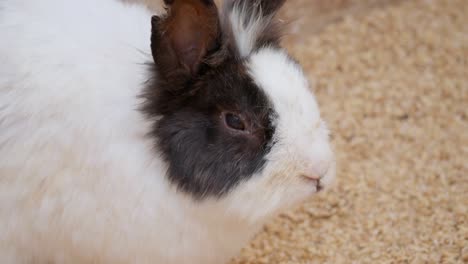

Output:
xmin=232 ymin=0 xmax=468 ymax=263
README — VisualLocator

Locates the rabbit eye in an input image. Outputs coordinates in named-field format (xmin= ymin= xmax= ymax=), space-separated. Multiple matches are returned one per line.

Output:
xmin=224 ymin=113 xmax=245 ymax=131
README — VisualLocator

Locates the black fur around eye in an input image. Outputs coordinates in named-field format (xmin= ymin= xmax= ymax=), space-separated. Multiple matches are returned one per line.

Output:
xmin=224 ymin=113 xmax=245 ymax=131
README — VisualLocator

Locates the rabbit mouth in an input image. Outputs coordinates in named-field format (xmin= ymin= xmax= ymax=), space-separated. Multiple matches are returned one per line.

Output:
xmin=316 ymin=183 xmax=323 ymax=192
xmin=301 ymin=176 xmax=323 ymax=192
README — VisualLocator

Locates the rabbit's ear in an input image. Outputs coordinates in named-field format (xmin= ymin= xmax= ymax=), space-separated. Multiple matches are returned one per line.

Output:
xmin=222 ymin=0 xmax=286 ymax=57
xmin=151 ymin=0 xmax=221 ymax=78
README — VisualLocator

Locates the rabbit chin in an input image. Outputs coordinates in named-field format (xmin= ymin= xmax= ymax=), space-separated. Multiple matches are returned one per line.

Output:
xmin=206 ymin=151 xmax=336 ymax=226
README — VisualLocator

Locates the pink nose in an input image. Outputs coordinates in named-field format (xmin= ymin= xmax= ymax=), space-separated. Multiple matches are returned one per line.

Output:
xmin=302 ymin=173 xmax=321 ymax=181
xmin=302 ymin=161 xmax=330 ymax=181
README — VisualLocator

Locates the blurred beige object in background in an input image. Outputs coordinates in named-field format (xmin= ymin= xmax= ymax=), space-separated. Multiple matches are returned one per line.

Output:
xmin=123 ymin=0 xmax=400 ymax=32
xmin=122 ymin=0 xmax=403 ymax=45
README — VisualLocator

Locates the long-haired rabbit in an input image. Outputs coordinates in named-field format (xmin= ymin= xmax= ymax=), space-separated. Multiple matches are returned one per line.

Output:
xmin=0 ymin=0 xmax=335 ymax=263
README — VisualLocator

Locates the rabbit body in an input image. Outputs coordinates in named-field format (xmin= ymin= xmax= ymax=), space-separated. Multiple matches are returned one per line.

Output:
xmin=0 ymin=0 xmax=335 ymax=263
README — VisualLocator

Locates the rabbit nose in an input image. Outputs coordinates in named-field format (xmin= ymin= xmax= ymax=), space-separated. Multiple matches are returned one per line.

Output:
xmin=301 ymin=162 xmax=330 ymax=181
xmin=301 ymin=173 xmax=321 ymax=181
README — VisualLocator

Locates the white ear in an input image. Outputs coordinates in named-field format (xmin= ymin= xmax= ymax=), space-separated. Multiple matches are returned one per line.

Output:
xmin=222 ymin=0 xmax=286 ymax=57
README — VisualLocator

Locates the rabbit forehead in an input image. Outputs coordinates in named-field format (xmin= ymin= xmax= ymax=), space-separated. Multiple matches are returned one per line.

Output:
xmin=247 ymin=47 xmax=321 ymax=133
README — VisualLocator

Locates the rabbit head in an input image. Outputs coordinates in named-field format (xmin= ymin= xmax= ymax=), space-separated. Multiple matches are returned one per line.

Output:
xmin=143 ymin=0 xmax=335 ymax=222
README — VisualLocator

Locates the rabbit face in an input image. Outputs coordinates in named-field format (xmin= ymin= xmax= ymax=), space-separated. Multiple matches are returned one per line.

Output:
xmin=143 ymin=0 xmax=335 ymax=219
xmin=220 ymin=48 xmax=335 ymax=222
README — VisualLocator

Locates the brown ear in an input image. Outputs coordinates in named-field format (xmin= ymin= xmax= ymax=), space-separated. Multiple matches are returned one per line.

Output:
xmin=151 ymin=0 xmax=220 ymax=78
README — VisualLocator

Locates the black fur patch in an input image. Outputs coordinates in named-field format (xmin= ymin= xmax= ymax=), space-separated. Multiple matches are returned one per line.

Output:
xmin=142 ymin=59 xmax=275 ymax=199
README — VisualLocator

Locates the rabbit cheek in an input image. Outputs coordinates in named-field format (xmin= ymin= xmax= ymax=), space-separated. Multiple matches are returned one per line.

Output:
xmin=153 ymin=112 xmax=273 ymax=200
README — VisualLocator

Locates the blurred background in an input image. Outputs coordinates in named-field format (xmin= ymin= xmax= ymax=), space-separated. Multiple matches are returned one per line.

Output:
xmin=131 ymin=0 xmax=468 ymax=263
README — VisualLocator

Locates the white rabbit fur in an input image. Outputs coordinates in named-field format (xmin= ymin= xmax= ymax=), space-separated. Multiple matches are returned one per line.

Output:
xmin=0 ymin=0 xmax=335 ymax=263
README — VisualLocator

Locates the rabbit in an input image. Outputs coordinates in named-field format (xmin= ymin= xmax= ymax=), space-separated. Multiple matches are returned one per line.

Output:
xmin=0 ymin=0 xmax=336 ymax=263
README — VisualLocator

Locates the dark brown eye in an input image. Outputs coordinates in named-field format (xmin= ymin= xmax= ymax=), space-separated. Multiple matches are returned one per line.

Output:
xmin=224 ymin=113 xmax=245 ymax=131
